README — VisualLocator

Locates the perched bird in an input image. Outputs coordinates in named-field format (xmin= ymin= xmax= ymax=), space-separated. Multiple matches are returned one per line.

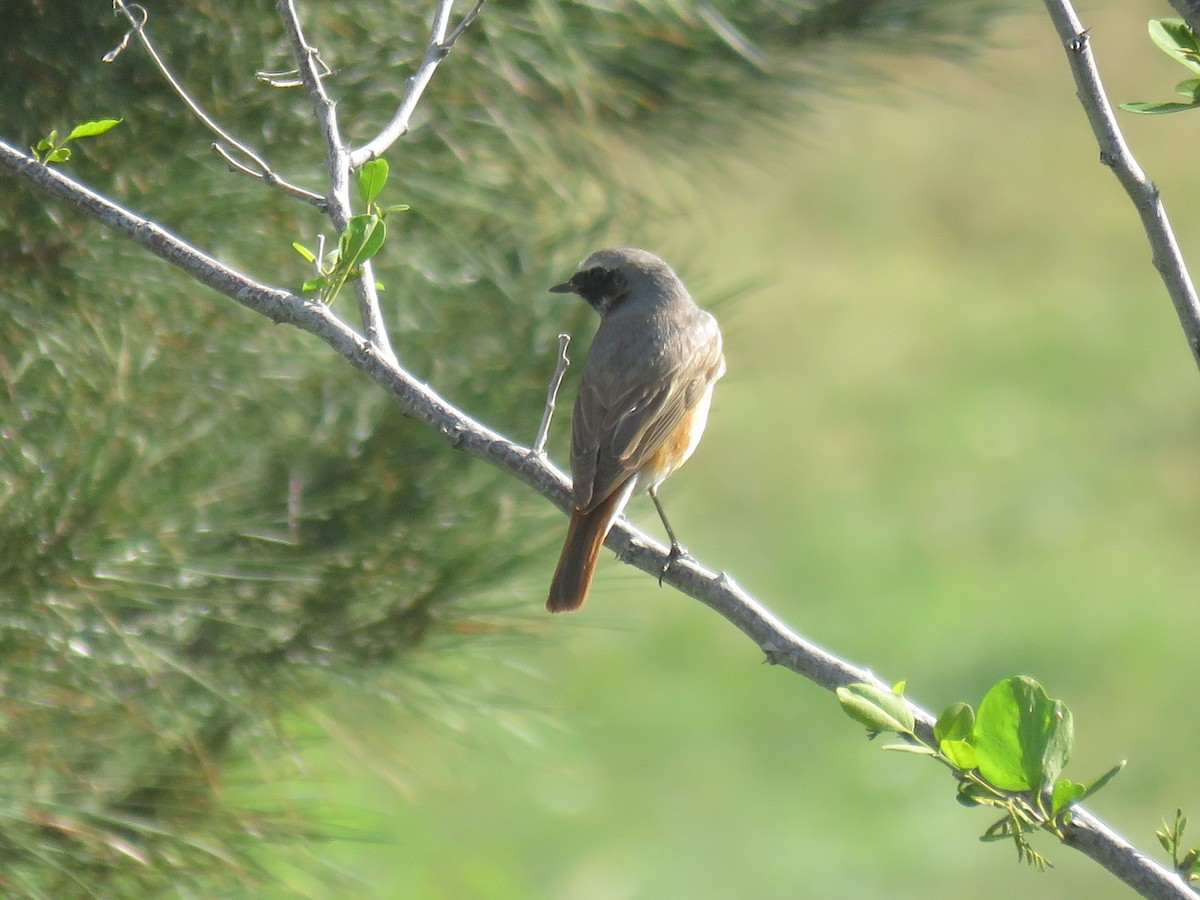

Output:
xmin=546 ymin=247 xmax=725 ymax=613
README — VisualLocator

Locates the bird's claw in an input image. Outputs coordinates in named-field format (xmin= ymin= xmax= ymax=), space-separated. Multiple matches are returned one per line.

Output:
xmin=658 ymin=541 xmax=689 ymax=586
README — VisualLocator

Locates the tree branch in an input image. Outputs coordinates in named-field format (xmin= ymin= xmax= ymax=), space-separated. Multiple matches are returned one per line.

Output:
xmin=1 ymin=137 xmax=1191 ymax=899
xmin=277 ymin=0 xmax=398 ymax=367
xmin=531 ymin=333 xmax=570 ymax=456
xmin=1043 ymin=0 xmax=1200 ymax=374
xmin=348 ymin=0 xmax=487 ymax=167
xmin=107 ymin=0 xmax=324 ymax=208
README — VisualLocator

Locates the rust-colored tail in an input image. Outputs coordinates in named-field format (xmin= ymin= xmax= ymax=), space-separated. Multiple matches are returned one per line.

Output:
xmin=546 ymin=486 xmax=629 ymax=613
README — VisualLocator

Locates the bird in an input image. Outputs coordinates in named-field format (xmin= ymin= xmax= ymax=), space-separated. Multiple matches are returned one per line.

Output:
xmin=545 ymin=247 xmax=726 ymax=613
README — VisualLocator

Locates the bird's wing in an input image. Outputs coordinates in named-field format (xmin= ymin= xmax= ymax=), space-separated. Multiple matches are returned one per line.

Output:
xmin=571 ymin=312 xmax=724 ymax=513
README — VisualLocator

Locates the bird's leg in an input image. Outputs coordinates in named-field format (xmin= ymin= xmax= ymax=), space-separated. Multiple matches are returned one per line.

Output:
xmin=648 ymin=486 xmax=688 ymax=585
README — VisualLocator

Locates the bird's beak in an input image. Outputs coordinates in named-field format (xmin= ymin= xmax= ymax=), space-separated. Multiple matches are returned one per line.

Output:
xmin=548 ymin=277 xmax=575 ymax=294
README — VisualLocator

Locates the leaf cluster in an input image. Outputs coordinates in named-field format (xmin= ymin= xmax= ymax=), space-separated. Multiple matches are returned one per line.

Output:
xmin=293 ymin=159 xmax=410 ymax=304
xmin=838 ymin=676 xmax=1124 ymax=871
xmin=30 ymin=118 xmax=121 ymax=165
xmin=1156 ymin=809 xmax=1200 ymax=883
xmin=1122 ymin=18 xmax=1200 ymax=115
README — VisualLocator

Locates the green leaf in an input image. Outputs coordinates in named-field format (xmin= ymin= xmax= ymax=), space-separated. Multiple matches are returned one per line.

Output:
xmin=358 ymin=158 xmax=389 ymax=207
xmin=34 ymin=135 xmax=56 ymax=153
xmin=380 ymin=203 xmax=411 ymax=215
xmin=881 ymin=743 xmax=937 ymax=755
xmin=1050 ymin=779 xmax=1086 ymax=815
xmin=939 ymin=738 xmax=978 ymax=771
xmin=67 ymin=118 xmax=123 ymax=141
xmin=344 ymin=215 xmax=386 ymax=268
xmin=1175 ymin=78 xmax=1200 ymax=98
xmin=971 ymin=676 xmax=1074 ymax=793
xmin=1077 ymin=760 xmax=1125 ymax=804
xmin=1149 ymin=19 xmax=1200 ymax=74
xmin=1119 ymin=100 xmax=1200 ymax=115
xmin=339 ymin=214 xmax=386 ymax=268
xmin=935 ymin=701 xmax=975 ymax=744
xmin=292 ymin=242 xmax=317 ymax=263
xmin=301 ymin=276 xmax=330 ymax=293
xmin=956 ymin=781 xmax=990 ymax=807
xmin=836 ymin=682 xmax=915 ymax=736
xmin=47 ymin=148 xmax=71 ymax=163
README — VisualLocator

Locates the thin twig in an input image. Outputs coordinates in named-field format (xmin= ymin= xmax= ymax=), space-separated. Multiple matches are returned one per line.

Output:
xmin=108 ymin=1 xmax=322 ymax=207
xmin=210 ymin=143 xmax=325 ymax=206
xmin=531 ymin=333 xmax=570 ymax=456
xmin=276 ymin=0 xmax=398 ymax=366
xmin=0 ymin=137 xmax=1193 ymax=900
xmin=1043 ymin=0 xmax=1200 ymax=373
xmin=349 ymin=0 xmax=487 ymax=166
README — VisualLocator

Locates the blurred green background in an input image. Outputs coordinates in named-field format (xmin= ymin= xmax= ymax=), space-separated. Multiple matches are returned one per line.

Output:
xmin=276 ymin=4 xmax=1200 ymax=898
xmin=4 ymin=1 xmax=1199 ymax=898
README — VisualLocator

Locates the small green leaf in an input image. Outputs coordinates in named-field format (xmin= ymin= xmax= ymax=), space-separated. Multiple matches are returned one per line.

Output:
xmin=1175 ymin=78 xmax=1200 ymax=98
xmin=956 ymin=781 xmax=990 ymax=807
xmin=881 ymin=743 xmax=937 ymax=755
xmin=981 ymin=817 xmax=1014 ymax=842
xmin=935 ymin=701 xmax=975 ymax=744
xmin=341 ymin=215 xmax=385 ymax=269
xmin=891 ymin=679 xmax=906 ymax=694
xmin=34 ymin=136 xmax=56 ymax=153
xmin=836 ymin=682 xmax=915 ymax=736
xmin=339 ymin=214 xmax=385 ymax=268
xmin=358 ymin=158 xmax=389 ymax=206
xmin=67 ymin=118 xmax=123 ymax=140
xmin=292 ymin=242 xmax=317 ymax=263
xmin=971 ymin=676 xmax=1074 ymax=793
xmin=301 ymin=276 xmax=330 ymax=292
xmin=1149 ymin=19 xmax=1200 ymax=74
xmin=1051 ymin=779 xmax=1086 ymax=815
xmin=940 ymin=738 xmax=978 ymax=771
xmin=47 ymin=148 xmax=71 ymax=163
xmin=1077 ymin=760 xmax=1125 ymax=804
xmin=380 ymin=203 xmax=411 ymax=214
xmin=1120 ymin=100 xmax=1200 ymax=115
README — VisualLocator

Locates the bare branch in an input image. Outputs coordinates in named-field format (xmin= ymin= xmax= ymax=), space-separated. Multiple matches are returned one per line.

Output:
xmin=1 ymin=136 xmax=1192 ymax=900
xmin=276 ymin=0 xmax=397 ymax=366
xmin=108 ymin=0 xmax=320 ymax=207
xmin=349 ymin=0 xmax=487 ymax=167
xmin=531 ymin=333 xmax=570 ymax=456
xmin=210 ymin=142 xmax=326 ymax=206
xmin=1043 ymin=0 xmax=1200 ymax=373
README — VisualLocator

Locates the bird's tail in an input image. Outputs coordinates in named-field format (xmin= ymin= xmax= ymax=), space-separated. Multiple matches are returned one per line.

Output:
xmin=546 ymin=481 xmax=632 ymax=613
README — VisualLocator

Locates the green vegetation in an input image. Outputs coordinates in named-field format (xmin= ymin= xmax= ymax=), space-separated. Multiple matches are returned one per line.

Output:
xmin=300 ymin=9 xmax=1200 ymax=898
xmin=838 ymin=675 xmax=1125 ymax=871
xmin=1122 ymin=18 xmax=1200 ymax=114
xmin=3 ymin=2 xmax=1198 ymax=898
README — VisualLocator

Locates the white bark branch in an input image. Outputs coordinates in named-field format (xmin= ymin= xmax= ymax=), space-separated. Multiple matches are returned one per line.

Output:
xmin=276 ymin=0 xmax=398 ymax=367
xmin=348 ymin=0 xmax=486 ymax=167
xmin=108 ymin=0 xmax=324 ymax=208
xmin=531 ymin=333 xmax=570 ymax=456
xmin=1 ymin=137 xmax=1190 ymax=899
xmin=1043 ymin=0 xmax=1200 ymax=374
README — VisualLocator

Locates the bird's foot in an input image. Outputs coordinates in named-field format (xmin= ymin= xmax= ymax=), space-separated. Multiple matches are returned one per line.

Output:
xmin=658 ymin=541 xmax=690 ymax=586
